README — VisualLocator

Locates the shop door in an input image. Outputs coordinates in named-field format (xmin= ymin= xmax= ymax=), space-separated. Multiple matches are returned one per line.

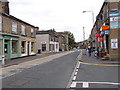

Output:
xmin=4 ymin=40 xmax=10 ymax=59
xmin=27 ymin=42 xmax=29 ymax=55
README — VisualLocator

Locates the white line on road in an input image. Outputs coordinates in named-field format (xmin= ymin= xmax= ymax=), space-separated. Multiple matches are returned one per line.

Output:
xmin=74 ymin=72 xmax=78 ymax=75
xmin=83 ymin=82 xmax=89 ymax=88
xmin=73 ymin=76 xmax=76 ymax=81
xmin=70 ymin=82 xmax=77 ymax=88
xmin=76 ymin=81 xmax=120 ymax=85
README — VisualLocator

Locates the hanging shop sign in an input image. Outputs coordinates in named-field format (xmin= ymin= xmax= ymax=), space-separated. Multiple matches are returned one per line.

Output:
xmin=105 ymin=30 xmax=110 ymax=35
xmin=100 ymin=31 xmax=104 ymax=36
xmin=110 ymin=17 xmax=120 ymax=22
xmin=95 ymin=33 xmax=100 ymax=37
xmin=98 ymin=36 xmax=104 ymax=42
xmin=102 ymin=25 xmax=109 ymax=30
xmin=111 ymin=39 xmax=118 ymax=49
xmin=110 ymin=21 xmax=120 ymax=29
xmin=109 ymin=10 xmax=120 ymax=17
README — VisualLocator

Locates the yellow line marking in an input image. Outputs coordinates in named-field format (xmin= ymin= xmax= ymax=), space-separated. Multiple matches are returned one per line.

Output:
xmin=79 ymin=61 xmax=120 ymax=67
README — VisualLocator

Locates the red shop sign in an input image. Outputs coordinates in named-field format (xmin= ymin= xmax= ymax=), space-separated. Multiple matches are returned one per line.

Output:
xmin=96 ymin=33 xmax=100 ymax=37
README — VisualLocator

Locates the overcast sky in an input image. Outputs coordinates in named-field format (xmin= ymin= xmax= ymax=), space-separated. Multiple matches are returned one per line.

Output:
xmin=9 ymin=0 xmax=105 ymax=42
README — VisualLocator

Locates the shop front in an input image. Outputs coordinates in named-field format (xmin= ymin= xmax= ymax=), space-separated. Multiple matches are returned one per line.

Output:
xmin=0 ymin=33 xmax=20 ymax=60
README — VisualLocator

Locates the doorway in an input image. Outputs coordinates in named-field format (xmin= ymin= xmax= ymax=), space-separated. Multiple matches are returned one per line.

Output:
xmin=4 ymin=40 xmax=10 ymax=59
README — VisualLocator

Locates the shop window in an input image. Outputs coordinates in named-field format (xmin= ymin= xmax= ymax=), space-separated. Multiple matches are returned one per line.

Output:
xmin=31 ymin=42 xmax=34 ymax=52
xmin=21 ymin=41 xmax=26 ymax=54
xmin=12 ymin=40 xmax=18 ymax=54
xmin=0 ymin=40 xmax=2 ymax=55
xmin=21 ymin=25 xmax=26 ymax=35
xmin=12 ymin=22 xmax=17 ymax=34
xmin=0 ymin=16 xmax=2 ymax=31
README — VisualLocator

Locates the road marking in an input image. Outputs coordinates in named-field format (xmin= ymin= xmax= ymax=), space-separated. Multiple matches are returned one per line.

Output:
xmin=73 ymin=76 xmax=76 ymax=81
xmin=79 ymin=61 xmax=120 ymax=67
xmin=83 ymin=82 xmax=89 ymax=88
xmin=76 ymin=81 xmax=120 ymax=85
xmin=74 ymin=72 xmax=78 ymax=75
xmin=76 ymin=69 xmax=78 ymax=72
xmin=70 ymin=82 xmax=77 ymax=88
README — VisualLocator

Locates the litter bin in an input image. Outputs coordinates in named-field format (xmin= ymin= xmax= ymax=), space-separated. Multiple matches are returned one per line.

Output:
xmin=38 ymin=49 xmax=41 ymax=54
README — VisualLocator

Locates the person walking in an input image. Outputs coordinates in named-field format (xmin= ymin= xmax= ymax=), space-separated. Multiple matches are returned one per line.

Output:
xmin=88 ymin=46 xmax=92 ymax=57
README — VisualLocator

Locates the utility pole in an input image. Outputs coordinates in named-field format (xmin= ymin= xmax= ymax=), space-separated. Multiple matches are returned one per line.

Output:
xmin=83 ymin=27 xmax=85 ymax=41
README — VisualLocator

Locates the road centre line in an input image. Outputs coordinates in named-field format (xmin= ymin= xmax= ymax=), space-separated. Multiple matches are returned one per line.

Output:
xmin=79 ymin=61 xmax=120 ymax=67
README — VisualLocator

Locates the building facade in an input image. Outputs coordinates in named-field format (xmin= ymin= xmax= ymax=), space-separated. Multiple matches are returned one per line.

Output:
xmin=36 ymin=29 xmax=59 ymax=53
xmin=0 ymin=0 xmax=38 ymax=60
xmin=90 ymin=0 xmax=120 ymax=60
xmin=58 ymin=32 xmax=69 ymax=51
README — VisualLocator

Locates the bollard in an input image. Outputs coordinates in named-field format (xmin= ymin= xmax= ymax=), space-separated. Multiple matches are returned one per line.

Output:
xmin=2 ymin=55 xmax=5 ymax=65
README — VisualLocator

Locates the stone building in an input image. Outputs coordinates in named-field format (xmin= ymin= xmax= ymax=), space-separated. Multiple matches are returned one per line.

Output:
xmin=90 ymin=0 xmax=120 ymax=60
xmin=36 ymin=29 xmax=59 ymax=53
xmin=0 ymin=0 xmax=38 ymax=60
xmin=58 ymin=32 xmax=69 ymax=51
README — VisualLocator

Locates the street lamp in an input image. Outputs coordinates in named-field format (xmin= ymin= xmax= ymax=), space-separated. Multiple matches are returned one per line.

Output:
xmin=83 ymin=11 xmax=94 ymax=25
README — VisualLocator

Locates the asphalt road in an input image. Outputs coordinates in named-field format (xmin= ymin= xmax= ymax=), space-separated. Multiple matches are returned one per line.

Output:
xmin=2 ymin=51 xmax=79 ymax=88
xmin=70 ymin=62 xmax=120 ymax=88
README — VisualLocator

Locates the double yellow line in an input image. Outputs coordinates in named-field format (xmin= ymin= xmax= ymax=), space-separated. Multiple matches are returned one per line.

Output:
xmin=79 ymin=61 xmax=120 ymax=67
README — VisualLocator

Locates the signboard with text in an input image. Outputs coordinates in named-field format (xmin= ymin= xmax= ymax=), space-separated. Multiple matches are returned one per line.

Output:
xmin=111 ymin=39 xmax=118 ymax=49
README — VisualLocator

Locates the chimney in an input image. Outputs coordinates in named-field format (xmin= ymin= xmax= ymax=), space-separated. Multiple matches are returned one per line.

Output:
xmin=0 ymin=0 xmax=10 ymax=14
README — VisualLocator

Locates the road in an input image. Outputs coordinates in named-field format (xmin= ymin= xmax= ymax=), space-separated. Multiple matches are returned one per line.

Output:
xmin=2 ymin=51 xmax=79 ymax=88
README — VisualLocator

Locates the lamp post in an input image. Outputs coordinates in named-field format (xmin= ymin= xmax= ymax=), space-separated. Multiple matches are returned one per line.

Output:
xmin=83 ymin=26 xmax=85 ymax=41
xmin=83 ymin=11 xmax=94 ymax=25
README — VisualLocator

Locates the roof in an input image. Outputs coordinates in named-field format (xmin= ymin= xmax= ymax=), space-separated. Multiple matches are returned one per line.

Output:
xmin=0 ymin=0 xmax=8 ymax=2
xmin=1 ymin=13 xmax=37 ymax=28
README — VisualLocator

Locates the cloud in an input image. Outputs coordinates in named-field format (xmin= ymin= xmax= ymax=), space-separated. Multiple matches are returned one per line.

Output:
xmin=9 ymin=0 xmax=105 ymax=42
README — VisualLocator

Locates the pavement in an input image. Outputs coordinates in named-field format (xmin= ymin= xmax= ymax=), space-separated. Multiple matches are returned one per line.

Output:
xmin=0 ymin=51 xmax=66 ymax=67
xmin=78 ymin=51 xmax=120 ymax=65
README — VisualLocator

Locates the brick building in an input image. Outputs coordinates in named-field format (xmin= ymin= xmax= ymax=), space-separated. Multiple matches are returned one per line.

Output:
xmin=0 ymin=0 xmax=38 ymax=60
xmin=90 ymin=0 xmax=120 ymax=60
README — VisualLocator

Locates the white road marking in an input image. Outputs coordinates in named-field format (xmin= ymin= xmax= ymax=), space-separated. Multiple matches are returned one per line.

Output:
xmin=70 ymin=82 xmax=77 ymax=88
xmin=74 ymin=72 xmax=78 ymax=75
xmin=73 ymin=76 xmax=76 ymax=81
xmin=76 ymin=69 xmax=78 ymax=72
xmin=76 ymin=81 xmax=120 ymax=85
xmin=83 ymin=82 xmax=89 ymax=88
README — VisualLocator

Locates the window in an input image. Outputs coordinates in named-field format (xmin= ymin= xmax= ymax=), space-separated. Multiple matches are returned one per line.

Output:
xmin=21 ymin=41 xmax=26 ymax=54
xmin=12 ymin=40 xmax=18 ymax=54
xmin=42 ymin=44 xmax=46 ymax=51
xmin=12 ymin=22 xmax=17 ymax=34
xmin=31 ymin=28 xmax=34 ymax=37
xmin=21 ymin=25 xmax=26 ymax=35
xmin=31 ymin=42 xmax=34 ymax=52
xmin=0 ymin=16 xmax=2 ymax=31
xmin=0 ymin=40 xmax=2 ymax=55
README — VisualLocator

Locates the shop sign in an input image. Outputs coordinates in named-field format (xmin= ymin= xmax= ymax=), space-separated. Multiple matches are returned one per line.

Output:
xmin=105 ymin=30 xmax=110 ymax=35
xmin=98 ymin=36 xmax=104 ymax=42
xmin=110 ymin=21 xmax=120 ymax=29
xmin=109 ymin=10 xmax=120 ymax=17
xmin=100 ymin=31 xmax=104 ymax=36
xmin=95 ymin=33 xmax=100 ymax=37
xmin=110 ymin=17 xmax=120 ymax=22
xmin=102 ymin=25 xmax=109 ymax=30
xmin=111 ymin=39 xmax=118 ymax=49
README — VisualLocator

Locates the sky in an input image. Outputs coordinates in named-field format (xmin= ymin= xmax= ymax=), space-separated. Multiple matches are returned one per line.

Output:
xmin=8 ymin=0 xmax=105 ymax=42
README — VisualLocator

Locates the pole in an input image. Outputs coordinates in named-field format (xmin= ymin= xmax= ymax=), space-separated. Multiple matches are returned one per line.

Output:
xmin=83 ymin=27 xmax=85 ymax=41
xmin=2 ymin=55 xmax=5 ymax=65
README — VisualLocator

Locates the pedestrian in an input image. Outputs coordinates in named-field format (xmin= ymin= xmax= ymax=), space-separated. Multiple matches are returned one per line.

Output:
xmin=88 ymin=47 xmax=92 ymax=57
xmin=94 ymin=50 xmax=99 ymax=59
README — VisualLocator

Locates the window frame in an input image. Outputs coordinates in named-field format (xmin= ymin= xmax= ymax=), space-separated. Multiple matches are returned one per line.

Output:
xmin=12 ymin=22 xmax=18 ymax=34
xmin=0 ymin=16 xmax=2 ymax=32
xmin=21 ymin=25 xmax=26 ymax=36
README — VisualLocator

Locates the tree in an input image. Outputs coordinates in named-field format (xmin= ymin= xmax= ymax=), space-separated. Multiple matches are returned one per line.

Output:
xmin=64 ymin=31 xmax=76 ymax=49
